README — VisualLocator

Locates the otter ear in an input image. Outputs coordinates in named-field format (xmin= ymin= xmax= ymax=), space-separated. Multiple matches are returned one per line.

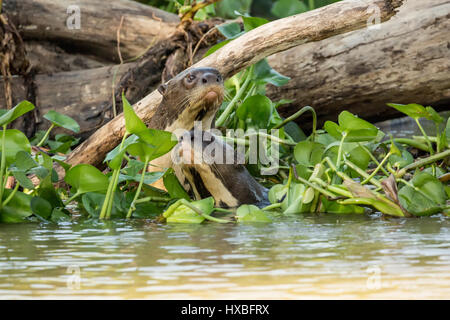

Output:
xmin=158 ymin=83 xmax=167 ymax=95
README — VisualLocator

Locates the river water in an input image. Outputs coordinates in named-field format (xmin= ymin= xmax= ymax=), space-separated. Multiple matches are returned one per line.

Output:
xmin=0 ymin=214 xmax=449 ymax=299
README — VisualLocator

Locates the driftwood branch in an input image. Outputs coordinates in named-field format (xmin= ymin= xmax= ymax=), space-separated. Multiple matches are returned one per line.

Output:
xmin=63 ymin=0 xmax=404 ymax=171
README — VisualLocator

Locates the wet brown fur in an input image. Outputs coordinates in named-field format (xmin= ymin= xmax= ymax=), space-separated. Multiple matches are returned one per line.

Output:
xmin=175 ymin=131 xmax=268 ymax=208
xmin=147 ymin=67 xmax=224 ymax=131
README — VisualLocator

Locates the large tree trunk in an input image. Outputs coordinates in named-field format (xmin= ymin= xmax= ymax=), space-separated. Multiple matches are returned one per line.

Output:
xmin=3 ymin=0 xmax=179 ymax=62
xmin=62 ymin=0 xmax=403 ymax=171
xmin=2 ymin=0 xmax=446 ymax=138
xmin=268 ymin=0 xmax=450 ymax=129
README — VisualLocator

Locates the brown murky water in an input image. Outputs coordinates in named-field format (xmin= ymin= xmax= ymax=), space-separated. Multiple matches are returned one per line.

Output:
xmin=0 ymin=214 xmax=449 ymax=299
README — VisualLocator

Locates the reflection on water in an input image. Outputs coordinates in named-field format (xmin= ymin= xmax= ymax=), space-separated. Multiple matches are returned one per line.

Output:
xmin=0 ymin=214 xmax=449 ymax=299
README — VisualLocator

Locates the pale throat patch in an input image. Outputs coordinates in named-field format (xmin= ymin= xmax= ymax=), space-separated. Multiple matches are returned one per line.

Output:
xmin=194 ymin=164 xmax=239 ymax=207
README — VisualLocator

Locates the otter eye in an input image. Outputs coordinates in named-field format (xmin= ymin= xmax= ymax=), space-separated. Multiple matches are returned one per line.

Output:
xmin=186 ymin=74 xmax=196 ymax=82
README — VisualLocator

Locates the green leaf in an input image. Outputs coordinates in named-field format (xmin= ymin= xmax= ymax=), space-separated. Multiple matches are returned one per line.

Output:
xmin=282 ymin=183 xmax=309 ymax=214
xmin=338 ymin=111 xmax=379 ymax=142
xmin=43 ymin=110 xmax=80 ymax=133
xmin=50 ymin=208 xmax=71 ymax=223
xmin=398 ymin=172 xmax=447 ymax=216
xmin=47 ymin=140 xmax=74 ymax=154
xmin=236 ymin=204 xmax=272 ymax=222
xmin=30 ymin=196 xmax=53 ymax=220
xmin=35 ymin=152 xmax=64 ymax=208
xmin=81 ymin=192 xmax=106 ymax=218
xmin=268 ymin=184 xmax=288 ymax=204
xmin=118 ymin=170 xmax=166 ymax=185
xmin=242 ymin=16 xmax=269 ymax=32
xmin=348 ymin=145 xmax=371 ymax=172
xmin=204 ymin=39 xmax=231 ymax=57
xmin=425 ymin=106 xmax=444 ymax=124
xmin=283 ymin=121 xmax=307 ymax=142
xmin=0 ymin=129 xmax=31 ymax=165
xmin=217 ymin=22 xmax=242 ymax=39
xmin=105 ymin=134 xmax=139 ymax=163
xmin=389 ymin=148 xmax=413 ymax=169
xmin=14 ymin=151 xmax=38 ymax=171
xmin=214 ymin=0 xmax=252 ymax=19
xmin=65 ymin=164 xmax=109 ymax=196
xmin=323 ymin=121 xmax=343 ymax=140
xmin=253 ymin=59 xmax=290 ymax=87
xmin=236 ymin=94 xmax=273 ymax=129
xmin=294 ymin=141 xmax=325 ymax=167
xmin=163 ymin=169 xmax=190 ymax=200
xmin=271 ymin=0 xmax=308 ymax=18
xmin=130 ymin=130 xmax=177 ymax=161
xmin=122 ymin=93 xmax=148 ymax=135
xmin=386 ymin=103 xmax=431 ymax=120
xmin=0 ymin=101 xmax=35 ymax=127
xmin=11 ymin=170 xmax=35 ymax=190
xmin=164 ymin=198 xmax=215 ymax=224
xmin=324 ymin=112 xmax=378 ymax=142
xmin=321 ymin=197 xmax=365 ymax=214
xmin=28 ymin=166 xmax=50 ymax=180
xmin=0 ymin=190 xmax=33 ymax=223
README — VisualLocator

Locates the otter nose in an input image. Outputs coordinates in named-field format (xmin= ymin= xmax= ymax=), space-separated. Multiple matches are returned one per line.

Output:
xmin=201 ymin=73 xmax=221 ymax=84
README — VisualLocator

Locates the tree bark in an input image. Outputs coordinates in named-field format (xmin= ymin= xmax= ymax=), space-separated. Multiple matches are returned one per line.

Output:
xmin=267 ymin=0 xmax=450 ymax=129
xmin=62 ymin=0 xmax=404 ymax=171
xmin=2 ymin=0 xmax=179 ymax=62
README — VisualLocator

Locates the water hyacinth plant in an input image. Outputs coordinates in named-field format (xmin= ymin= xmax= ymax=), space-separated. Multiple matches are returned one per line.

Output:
xmin=0 ymin=13 xmax=448 ymax=224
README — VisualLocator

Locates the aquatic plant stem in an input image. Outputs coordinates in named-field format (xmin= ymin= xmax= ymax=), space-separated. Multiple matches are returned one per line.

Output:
xmin=0 ymin=125 xmax=7 ymax=208
xmin=415 ymin=119 xmax=434 ymax=155
xmin=223 ymin=133 xmax=296 ymax=147
xmin=325 ymin=157 xmax=353 ymax=182
xmin=65 ymin=192 xmax=81 ymax=205
xmin=262 ymin=203 xmax=282 ymax=211
xmin=392 ymin=138 xmax=430 ymax=152
xmin=134 ymin=196 xmax=171 ymax=204
xmin=415 ymin=118 xmax=436 ymax=175
xmin=99 ymin=171 xmax=116 ymax=219
xmin=344 ymin=159 xmax=382 ymax=188
xmin=216 ymin=66 xmax=253 ymax=127
xmin=296 ymin=175 xmax=338 ymax=199
xmin=435 ymin=124 xmax=441 ymax=153
xmin=1 ymin=170 xmax=10 ymax=191
xmin=357 ymin=143 xmax=390 ymax=177
xmin=99 ymin=133 xmax=128 ymax=219
xmin=106 ymin=169 xmax=121 ymax=219
xmin=2 ymin=181 xmax=19 ymax=207
xmin=175 ymin=199 xmax=231 ymax=223
xmin=336 ymin=133 xmax=347 ymax=169
xmin=36 ymin=124 xmax=55 ymax=147
xmin=126 ymin=157 xmax=150 ymax=219
xmin=396 ymin=149 xmax=450 ymax=178
xmin=292 ymin=165 xmax=337 ymax=199
xmin=361 ymin=151 xmax=391 ymax=185
xmin=273 ymin=106 xmax=317 ymax=142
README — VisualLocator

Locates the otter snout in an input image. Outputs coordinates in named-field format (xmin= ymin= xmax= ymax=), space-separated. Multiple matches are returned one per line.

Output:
xmin=201 ymin=72 xmax=222 ymax=85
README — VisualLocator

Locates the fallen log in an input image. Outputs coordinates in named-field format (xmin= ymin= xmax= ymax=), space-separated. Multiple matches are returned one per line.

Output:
xmin=2 ymin=0 xmax=179 ymax=61
xmin=63 ymin=0 xmax=403 ymax=171
xmin=0 ymin=63 xmax=137 ymax=137
xmin=268 ymin=0 xmax=450 ymax=129
xmin=4 ymin=0 xmax=446 ymax=137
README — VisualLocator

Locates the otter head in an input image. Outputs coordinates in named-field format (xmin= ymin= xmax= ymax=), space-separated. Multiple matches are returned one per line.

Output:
xmin=155 ymin=68 xmax=225 ymax=131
